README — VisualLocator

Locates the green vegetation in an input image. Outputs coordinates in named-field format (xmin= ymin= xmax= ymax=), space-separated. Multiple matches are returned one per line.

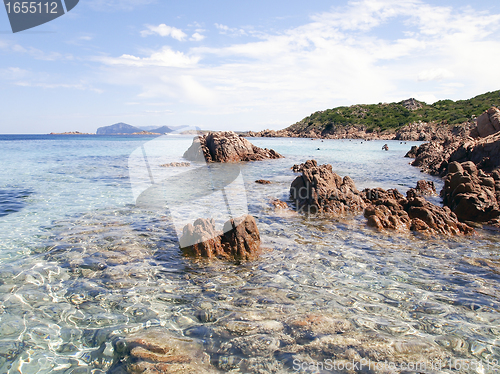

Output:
xmin=287 ymin=90 xmax=500 ymax=133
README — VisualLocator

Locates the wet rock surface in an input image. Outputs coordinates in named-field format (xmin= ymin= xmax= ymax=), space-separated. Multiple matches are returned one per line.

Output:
xmin=183 ymin=131 xmax=283 ymax=163
xmin=255 ymin=179 xmax=272 ymax=184
xmin=413 ymin=180 xmax=437 ymax=196
xmin=290 ymin=160 xmax=365 ymax=215
xmin=179 ymin=215 xmax=261 ymax=261
xmin=404 ymin=145 xmax=418 ymax=158
xmin=112 ymin=329 xmax=217 ymax=374
xmin=363 ymin=186 xmax=474 ymax=236
xmin=410 ymin=108 xmax=500 ymax=176
xmin=442 ymin=161 xmax=500 ymax=222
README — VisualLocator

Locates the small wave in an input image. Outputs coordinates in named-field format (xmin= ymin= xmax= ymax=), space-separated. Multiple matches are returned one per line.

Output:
xmin=0 ymin=188 xmax=32 ymax=217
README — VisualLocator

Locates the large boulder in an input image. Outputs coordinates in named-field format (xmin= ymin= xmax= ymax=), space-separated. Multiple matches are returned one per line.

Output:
xmin=363 ymin=186 xmax=473 ymax=236
xmin=442 ymin=161 xmax=500 ymax=222
xmin=473 ymin=107 xmax=500 ymax=138
xmin=179 ymin=215 xmax=261 ymax=261
xmin=290 ymin=160 xmax=365 ymax=214
xmin=183 ymin=131 xmax=283 ymax=162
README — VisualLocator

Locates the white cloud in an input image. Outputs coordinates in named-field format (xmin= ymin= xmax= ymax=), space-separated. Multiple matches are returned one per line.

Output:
xmin=95 ymin=0 xmax=500 ymax=130
xmin=141 ymin=24 xmax=187 ymax=41
xmin=0 ymin=67 xmax=28 ymax=80
xmin=99 ymin=47 xmax=199 ymax=67
xmin=418 ymin=68 xmax=455 ymax=82
xmin=190 ymin=32 xmax=205 ymax=42
xmin=215 ymin=23 xmax=247 ymax=36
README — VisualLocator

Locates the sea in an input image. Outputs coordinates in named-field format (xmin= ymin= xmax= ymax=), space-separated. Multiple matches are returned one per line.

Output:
xmin=0 ymin=134 xmax=499 ymax=373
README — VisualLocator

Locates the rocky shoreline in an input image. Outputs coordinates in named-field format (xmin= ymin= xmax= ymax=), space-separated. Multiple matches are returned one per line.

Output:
xmin=246 ymin=120 xmax=474 ymax=141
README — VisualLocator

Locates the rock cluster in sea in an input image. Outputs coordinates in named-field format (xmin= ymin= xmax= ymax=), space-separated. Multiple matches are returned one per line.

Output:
xmin=288 ymin=159 xmax=473 ymax=236
xmin=442 ymin=161 xmax=500 ymax=223
xmin=406 ymin=107 xmax=500 ymax=227
xmin=183 ymin=131 xmax=283 ymax=162
xmin=290 ymin=160 xmax=366 ymax=215
xmin=179 ymin=215 xmax=262 ymax=262
xmin=408 ymin=107 xmax=500 ymax=176
xmin=363 ymin=187 xmax=473 ymax=236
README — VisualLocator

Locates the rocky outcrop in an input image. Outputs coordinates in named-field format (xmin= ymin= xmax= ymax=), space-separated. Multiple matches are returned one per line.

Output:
xmin=255 ymin=179 xmax=271 ymax=184
xmin=179 ymin=215 xmax=261 ymax=261
xmin=395 ymin=121 xmax=472 ymax=142
xmin=247 ymin=127 xmax=394 ymax=140
xmin=290 ymin=160 xmax=365 ymax=215
xmin=363 ymin=187 xmax=473 ymax=236
xmin=442 ymin=161 xmax=500 ymax=222
xmin=409 ymin=108 xmax=500 ymax=176
xmin=410 ymin=136 xmax=466 ymax=176
xmin=183 ymin=131 xmax=283 ymax=162
xmin=471 ymin=107 xmax=500 ymax=138
xmin=404 ymin=145 xmax=419 ymax=158
xmin=414 ymin=180 xmax=437 ymax=196
xmin=412 ymin=130 xmax=500 ymax=176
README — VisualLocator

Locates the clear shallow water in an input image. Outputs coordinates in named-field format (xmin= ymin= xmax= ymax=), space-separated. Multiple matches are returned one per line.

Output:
xmin=0 ymin=135 xmax=499 ymax=373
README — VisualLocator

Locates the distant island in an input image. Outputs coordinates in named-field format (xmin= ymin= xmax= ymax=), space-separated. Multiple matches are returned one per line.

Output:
xmin=95 ymin=123 xmax=176 ymax=135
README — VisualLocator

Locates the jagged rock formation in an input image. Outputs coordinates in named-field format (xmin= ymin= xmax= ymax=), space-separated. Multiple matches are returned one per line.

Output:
xmin=183 ymin=131 xmax=283 ymax=162
xmin=411 ymin=117 xmax=500 ymax=176
xmin=179 ymin=215 xmax=261 ymax=261
xmin=288 ymin=161 xmax=473 ymax=235
xmin=442 ymin=161 xmax=500 ymax=222
xmin=289 ymin=160 xmax=366 ymax=214
xmin=395 ymin=121 xmax=472 ymax=142
xmin=363 ymin=187 xmax=473 ymax=236
xmin=405 ymin=145 xmax=419 ymax=158
xmin=413 ymin=180 xmax=437 ymax=196
xmin=471 ymin=107 xmax=500 ymax=138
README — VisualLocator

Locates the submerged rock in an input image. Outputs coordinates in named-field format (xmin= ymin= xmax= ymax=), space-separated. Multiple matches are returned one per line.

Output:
xmin=179 ymin=215 xmax=261 ymax=261
xmin=270 ymin=199 xmax=288 ymax=210
xmin=290 ymin=160 xmax=365 ymax=215
xmin=113 ymin=328 xmax=217 ymax=374
xmin=183 ymin=131 xmax=283 ymax=162
xmin=255 ymin=179 xmax=272 ymax=184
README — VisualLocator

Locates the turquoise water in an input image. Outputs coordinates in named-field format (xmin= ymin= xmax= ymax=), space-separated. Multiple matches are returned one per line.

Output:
xmin=0 ymin=135 xmax=499 ymax=373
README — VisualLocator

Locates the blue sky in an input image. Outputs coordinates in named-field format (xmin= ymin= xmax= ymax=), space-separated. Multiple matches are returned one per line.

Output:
xmin=1 ymin=0 xmax=500 ymax=134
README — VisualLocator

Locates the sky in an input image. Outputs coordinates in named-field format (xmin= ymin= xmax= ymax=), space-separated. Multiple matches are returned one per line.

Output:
xmin=1 ymin=0 xmax=500 ymax=134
